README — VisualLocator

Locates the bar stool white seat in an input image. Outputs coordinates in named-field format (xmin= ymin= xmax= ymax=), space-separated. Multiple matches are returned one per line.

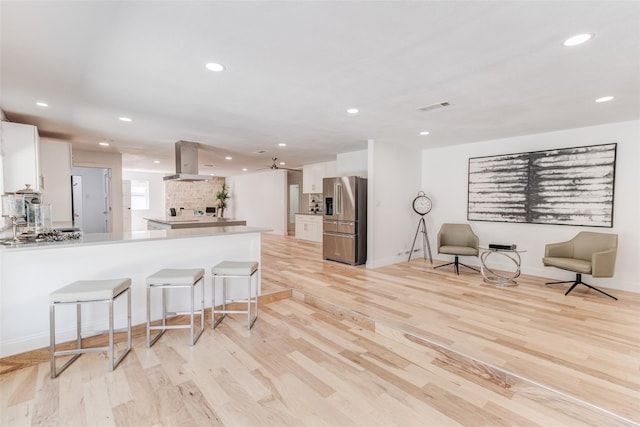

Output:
xmin=49 ymin=278 xmax=132 ymax=378
xmin=146 ymin=268 xmax=205 ymax=347
xmin=211 ymin=261 xmax=259 ymax=330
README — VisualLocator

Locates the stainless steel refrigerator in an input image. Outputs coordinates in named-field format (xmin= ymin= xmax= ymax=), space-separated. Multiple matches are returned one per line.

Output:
xmin=323 ymin=176 xmax=367 ymax=265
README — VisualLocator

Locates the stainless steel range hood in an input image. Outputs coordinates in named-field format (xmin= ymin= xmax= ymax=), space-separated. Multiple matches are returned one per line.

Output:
xmin=163 ymin=140 xmax=212 ymax=181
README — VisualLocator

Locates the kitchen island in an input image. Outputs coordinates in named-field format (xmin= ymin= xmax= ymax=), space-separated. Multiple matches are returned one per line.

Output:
xmin=0 ymin=226 xmax=269 ymax=357
xmin=145 ymin=216 xmax=247 ymax=230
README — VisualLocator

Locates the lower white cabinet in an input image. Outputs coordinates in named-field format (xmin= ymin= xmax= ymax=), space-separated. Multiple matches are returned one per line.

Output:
xmin=295 ymin=214 xmax=322 ymax=243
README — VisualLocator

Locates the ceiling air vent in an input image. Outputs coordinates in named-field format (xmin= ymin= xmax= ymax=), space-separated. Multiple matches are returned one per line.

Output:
xmin=416 ymin=101 xmax=451 ymax=112
xmin=254 ymin=149 xmax=269 ymax=154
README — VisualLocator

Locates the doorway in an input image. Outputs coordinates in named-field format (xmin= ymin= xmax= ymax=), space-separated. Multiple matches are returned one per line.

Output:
xmin=287 ymin=171 xmax=303 ymax=235
xmin=288 ymin=184 xmax=300 ymax=235
xmin=71 ymin=167 xmax=112 ymax=233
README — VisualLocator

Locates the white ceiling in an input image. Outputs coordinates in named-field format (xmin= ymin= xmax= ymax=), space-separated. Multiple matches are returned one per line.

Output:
xmin=1 ymin=1 xmax=639 ymax=177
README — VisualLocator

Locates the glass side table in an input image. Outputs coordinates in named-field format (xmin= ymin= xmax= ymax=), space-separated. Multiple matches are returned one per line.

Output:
xmin=480 ymin=247 xmax=526 ymax=287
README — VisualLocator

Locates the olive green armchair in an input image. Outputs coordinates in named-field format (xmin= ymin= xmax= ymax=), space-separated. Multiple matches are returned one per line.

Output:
xmin=434 ymin=223 xmax=480 ymax=275
xmin=542 ymin=231 xmax=618 ymax=300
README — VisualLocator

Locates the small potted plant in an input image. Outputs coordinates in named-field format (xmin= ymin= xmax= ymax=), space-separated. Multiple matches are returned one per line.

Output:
xmin=215 ymin=183 xmax=230 ymax=218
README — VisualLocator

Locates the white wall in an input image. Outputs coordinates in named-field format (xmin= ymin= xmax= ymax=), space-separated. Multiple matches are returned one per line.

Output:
xmin=422 ymin=120 xmax=640 ymax=293
xmin=0 ymin=143 xmax=5 ymax=235
xmin=367 ymin=140 xmax=423 ymax=268
xmin=72 ymin=149 xmax=124 ymax=232
xmin=227 ymin=169 xmax=287 ymax=235
xmin=122 ymin=170 xmax=166 ymax=231
xmin=337 ymin=149 xmax=368 ymax=177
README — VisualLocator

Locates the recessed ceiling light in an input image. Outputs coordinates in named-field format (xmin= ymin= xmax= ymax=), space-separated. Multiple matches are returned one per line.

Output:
xmin=347 ymin=108 xmax=359 ymax=114
xmin=595 ymin=96 xmax=614 ymax=103
xmin=36 ymin=101 xmax=48 ymax=107
xmin=279 ymin=162 xmax=286 ymax=165
xmin=119 ymin=116 xmax=132 ymax=122
xmin=278 ymin=143 xmax=286 ymax=147
xmin=153 ymin=160 xmax=160 ymax=164
xmin=225 ymin=156 xmax=232 ymax=160
xmin=242 ymin=168 xmax=248 ymax=172
xmin=205 ymin=62 xmax=225 ymax=72
xmin=98 ymin=142 xmax=110 ymax=147
xmin=563 ymin=33 xmax=593 ymax=47
xmin=419 ymin=131 xmax=430 ymax=136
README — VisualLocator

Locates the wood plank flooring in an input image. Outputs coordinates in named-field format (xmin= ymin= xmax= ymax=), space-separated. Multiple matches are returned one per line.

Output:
xmin=2 ymin=233 xmax=639 ymax=426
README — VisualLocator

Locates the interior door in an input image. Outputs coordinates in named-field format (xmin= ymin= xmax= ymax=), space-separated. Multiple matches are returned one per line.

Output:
xmin=122 ymin=180 xmax=131 ymax=232
xmin=71 ymin=175 xmax=83 ymax=230
xmin=103 ymin=169 xmax=112 ymax=232
xmin=70 ymin=167 xmax=112 ymax=233
xmin=288 ymin=184 xmax=299 ymax=234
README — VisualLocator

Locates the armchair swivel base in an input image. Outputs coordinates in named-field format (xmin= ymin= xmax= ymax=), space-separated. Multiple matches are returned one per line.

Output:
xmin=543 ymin=231 xmax=618 ymax=301
xmin=546 ymin=273 xmax=617 ymax=300
xmin=435 ymin=223 xmax=480 ymax=276
xmin=434 ymin=256 xmax=480 ymax=275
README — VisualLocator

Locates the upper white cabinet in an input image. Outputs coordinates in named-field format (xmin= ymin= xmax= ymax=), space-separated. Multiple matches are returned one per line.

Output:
xmin=303 ymin=160 xmax=336 ymax=193
xmin=40 ymin=139 xmax=73 ymax=222
xmin=1 ymin=121 xmax=40 ymax=192
xmin=1 ymin=122 xmax=73 ymax=222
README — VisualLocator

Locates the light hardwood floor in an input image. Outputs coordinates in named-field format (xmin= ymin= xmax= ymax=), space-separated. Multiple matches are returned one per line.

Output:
xmin=1 ymin=233 xmax=639 ymax=426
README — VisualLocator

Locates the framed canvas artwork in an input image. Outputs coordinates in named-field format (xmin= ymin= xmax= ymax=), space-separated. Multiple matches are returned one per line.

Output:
xmin=467 ymin=143 xmax=616 ymax=227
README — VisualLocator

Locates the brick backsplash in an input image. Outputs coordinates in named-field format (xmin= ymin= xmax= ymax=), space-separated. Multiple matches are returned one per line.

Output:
xmin=165 ymin=177 xmax=226 ymax=212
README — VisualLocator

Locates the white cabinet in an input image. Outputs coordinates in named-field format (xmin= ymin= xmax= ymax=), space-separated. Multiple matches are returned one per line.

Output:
xmin=302 ymin=163 xmax=322 ymax=193
xmin=294 ymin=214 xmax=323 ymax=243
xmin=303 ymin=160 xmax=336 ymax=193
xmin=1 ymin=122 xmax=73 ymax=222
xmin=1 ymin=121 xmax=40 ymax=192
xmin=40 ymin=140 xmax=72 ymax=222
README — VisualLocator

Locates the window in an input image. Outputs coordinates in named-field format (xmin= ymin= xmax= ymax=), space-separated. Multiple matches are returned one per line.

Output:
xmin=130 ymin=180 xmax=149 ymax=210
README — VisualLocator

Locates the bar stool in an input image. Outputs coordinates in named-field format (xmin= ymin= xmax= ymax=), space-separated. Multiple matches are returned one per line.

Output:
xmin=49 ymin=278 xmax=132 ymax=378
xmin=146 ymin=268 xmax=205 ymax=347
xmin=211 ymin=261 xmax=259 ymax=330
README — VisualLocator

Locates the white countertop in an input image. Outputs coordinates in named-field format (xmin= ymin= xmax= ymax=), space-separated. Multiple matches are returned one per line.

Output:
xmin=0 ymin=226 xmax=271 ymax=252
xmin=145 ymin=216 xmax=244 ymax=224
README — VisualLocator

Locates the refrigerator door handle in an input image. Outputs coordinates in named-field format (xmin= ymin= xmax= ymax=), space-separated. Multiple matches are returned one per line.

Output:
xmin=323 ymin=232 xmax=356 ymax=238
xmin=336 ymin=182 xmax=342 ymax=215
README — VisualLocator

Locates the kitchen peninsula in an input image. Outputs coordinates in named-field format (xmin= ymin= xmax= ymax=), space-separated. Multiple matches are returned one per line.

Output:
xmin=0 ymin=226 xmax=269 ymax=358
xmin=145 ymin=216 xmax=247 ymax=230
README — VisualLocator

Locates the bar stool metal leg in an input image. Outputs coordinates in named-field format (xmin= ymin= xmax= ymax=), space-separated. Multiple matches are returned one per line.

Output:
xmin=146 ymin=269 xmax=205 ymax=347
xmin=50 ymin=281 xmax=132 ymax=378
xmin=211 ymin=261 xmax=259 ymax=330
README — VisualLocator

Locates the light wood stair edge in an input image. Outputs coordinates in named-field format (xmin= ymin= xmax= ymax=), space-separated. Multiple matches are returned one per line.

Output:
xmin=0 ymin=288 xmax=292 ymax=376
xmin=288 ymin=287 xmax=640 ymax=427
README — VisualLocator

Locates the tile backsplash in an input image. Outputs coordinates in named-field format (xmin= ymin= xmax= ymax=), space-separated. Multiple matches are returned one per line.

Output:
xmin=165 ymin=177 xmax=226 ymax=214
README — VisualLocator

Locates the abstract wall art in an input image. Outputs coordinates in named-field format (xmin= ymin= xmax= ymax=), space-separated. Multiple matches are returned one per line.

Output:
xmin=467 ymin=143 xmax=616 ymax=227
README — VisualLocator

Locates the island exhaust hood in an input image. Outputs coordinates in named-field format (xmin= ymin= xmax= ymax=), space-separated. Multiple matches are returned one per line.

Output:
xmin=163 ymin=140 xmax=212 ymax=181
